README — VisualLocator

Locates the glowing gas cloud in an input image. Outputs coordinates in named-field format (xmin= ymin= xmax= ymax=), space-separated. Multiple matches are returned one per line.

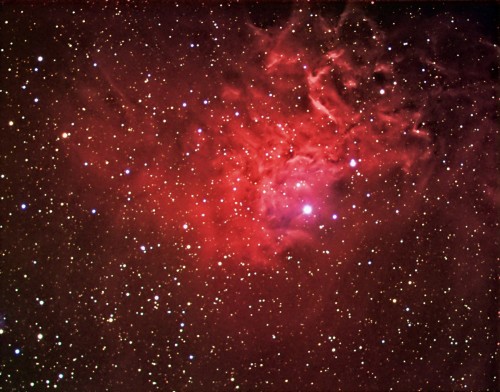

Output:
xmin=62 ymin=6 xmax=458 ymax=267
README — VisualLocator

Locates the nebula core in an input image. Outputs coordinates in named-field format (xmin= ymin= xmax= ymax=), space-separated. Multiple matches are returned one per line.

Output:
xmin=1 ymin=2 xmax=498 ymax=391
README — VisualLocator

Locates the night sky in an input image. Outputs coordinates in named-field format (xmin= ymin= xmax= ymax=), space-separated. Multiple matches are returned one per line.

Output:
xmin=1 ymin=1 xmax=498 ymax=391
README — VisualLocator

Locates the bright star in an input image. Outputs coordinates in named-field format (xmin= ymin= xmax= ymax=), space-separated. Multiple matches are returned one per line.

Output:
xmin=303 ymin=205 xmax=313 ymax=214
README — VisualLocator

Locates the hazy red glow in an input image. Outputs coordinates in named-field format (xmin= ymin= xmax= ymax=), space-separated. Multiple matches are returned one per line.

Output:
xmin=184 ymin=10 xmax=433 ymax=266
xmin=55 ymin=4 xmax=496 ymax=273
xmin=64 ymin=9 xmax=439 ymax=267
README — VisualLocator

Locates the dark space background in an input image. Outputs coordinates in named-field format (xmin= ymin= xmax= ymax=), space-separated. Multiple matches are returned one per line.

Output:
xmin=0 ymin=1 xmax=498 ymax=391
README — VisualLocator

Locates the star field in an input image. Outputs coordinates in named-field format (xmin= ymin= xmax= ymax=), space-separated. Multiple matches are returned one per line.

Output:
xmin=0 ymin=2 xmax=498 ymax=390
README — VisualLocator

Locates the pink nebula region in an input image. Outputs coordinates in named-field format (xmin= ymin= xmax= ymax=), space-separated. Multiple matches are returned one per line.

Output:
xmin=64 ymin=7 xmax=444 ymax=268
xmin=2 ymin=2 xmax=497 ymax=391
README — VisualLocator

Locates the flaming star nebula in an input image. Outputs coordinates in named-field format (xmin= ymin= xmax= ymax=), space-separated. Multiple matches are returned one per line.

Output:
xmin=1 ymin=2 xmax=498 ymax=391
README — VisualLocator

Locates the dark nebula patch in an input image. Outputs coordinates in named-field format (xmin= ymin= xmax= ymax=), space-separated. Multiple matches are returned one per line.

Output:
xmin=0 ymin=2 xmax=498 ymax=391
xmin=247 ymin=1 xmax=295 ymax=28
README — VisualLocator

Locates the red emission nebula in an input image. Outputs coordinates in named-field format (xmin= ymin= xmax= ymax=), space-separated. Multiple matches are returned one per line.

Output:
xmin=1 ymin=2 xmax=498 ymax=391
xmin=66 ymin=7 xmax=436 ymax=267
